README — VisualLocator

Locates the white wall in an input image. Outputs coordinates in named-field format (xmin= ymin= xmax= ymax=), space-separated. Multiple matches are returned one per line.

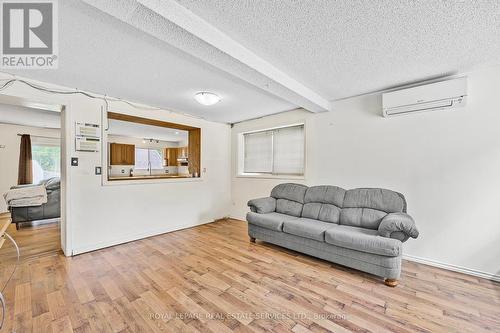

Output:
xmin=231 ymin=66 xmax=500 ymax=279
xmin=0 ymin=72 xmax=232 ymax=255
xmin=0 ymin=123 xmax=61 ymax=212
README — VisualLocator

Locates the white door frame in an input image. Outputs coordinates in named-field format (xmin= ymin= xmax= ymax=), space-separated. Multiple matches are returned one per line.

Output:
xmin=0 ymin=93 xmax=73 ymax=255
xmin=60 ymin=103 xmax=72 ymax=255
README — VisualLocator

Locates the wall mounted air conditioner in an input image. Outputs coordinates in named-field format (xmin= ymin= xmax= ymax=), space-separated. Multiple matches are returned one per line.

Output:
xmin=382 ymin=77 xmax=467 ymax=117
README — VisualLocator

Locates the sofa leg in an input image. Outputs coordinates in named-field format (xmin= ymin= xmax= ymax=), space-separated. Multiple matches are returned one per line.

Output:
xmin=384 ymin=278 xmax=398 ymax=287
xmin=249 ymin=237 xmax=256 ymax=243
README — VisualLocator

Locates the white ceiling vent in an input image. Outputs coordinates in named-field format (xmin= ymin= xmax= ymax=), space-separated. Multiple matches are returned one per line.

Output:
xmin=382 ymin=78 xmax=467 ymax=117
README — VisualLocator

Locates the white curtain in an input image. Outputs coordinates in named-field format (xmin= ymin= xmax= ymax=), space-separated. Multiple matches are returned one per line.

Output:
xmin=273 ymin=125 xmax=304 ymax=175
xmin=243 ymin=131 xmax=273 ymax=173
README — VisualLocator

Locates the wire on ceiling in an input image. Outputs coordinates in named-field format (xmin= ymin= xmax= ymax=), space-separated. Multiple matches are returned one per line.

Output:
xmin=0 ymin=76 xmax=205 ymax=120
xmin=0 ymin=78 xmax=164 ymax=112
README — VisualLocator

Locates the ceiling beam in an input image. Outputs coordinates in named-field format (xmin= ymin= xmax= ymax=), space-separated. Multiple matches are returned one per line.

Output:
xmin=81 ymin=0 xmax=330 ymax=113
xmin=135 ymin=0 xmax=330 ymax=112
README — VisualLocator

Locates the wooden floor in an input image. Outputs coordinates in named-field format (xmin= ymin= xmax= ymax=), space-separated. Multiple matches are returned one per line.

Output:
xmin=0 ymin=221 xmax=61 ymax=263
xmin=0 ymin=219 xmax=499 ymax=332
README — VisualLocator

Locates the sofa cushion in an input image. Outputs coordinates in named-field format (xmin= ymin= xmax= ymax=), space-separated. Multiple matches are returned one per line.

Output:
xmin=276 ymin=199 xmax=303 ymax=217
xmin=283 ymin=218 xmax=335 ymax=242
xmin=304 ymin=185 xmax=345 ymax=206
xmin=271 ymin=183 xmax=307 ymax=203
xmin=343 ymin=188 xmax=406 ymax=213
xmin=318 ymin=204 xmax=342 ymax=223
xmin=302 ymin=186 xmax=345 ymax=223
xmin=302 ymin=203 xmax=322 ymax=220
xmin=340 ymin=188 xmax=406 ymax=229
xmin=246 ymin=212 xmax=295 ymax=231
xmin=340 ymin=208 xmax=387 ymax=230
xmin=325 ymin=225 xmax=402 ymax=257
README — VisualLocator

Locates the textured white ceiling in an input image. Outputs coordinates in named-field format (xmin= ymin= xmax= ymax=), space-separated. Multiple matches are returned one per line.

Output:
xmin=7 ymin=0 xmax=295 ymax=123
xmin=175 ymin=0 xmax=500 ymax=99
xmin=7 ymin=0 xmax=500 ymax=123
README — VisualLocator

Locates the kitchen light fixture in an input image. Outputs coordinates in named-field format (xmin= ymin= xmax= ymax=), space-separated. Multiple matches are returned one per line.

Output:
xmin=194 ymin=92 xmax=221 ymax=106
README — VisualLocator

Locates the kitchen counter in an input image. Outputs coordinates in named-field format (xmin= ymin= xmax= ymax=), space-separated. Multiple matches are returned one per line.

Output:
xmin=108 ymin=174 xmax=192 ymax=181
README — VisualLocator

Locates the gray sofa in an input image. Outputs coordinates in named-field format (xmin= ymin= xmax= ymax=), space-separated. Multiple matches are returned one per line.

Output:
xmin=247 ymin=183 xmax=419 ymax=286
xmin=9 ymin=177 xmax=61 ymax=229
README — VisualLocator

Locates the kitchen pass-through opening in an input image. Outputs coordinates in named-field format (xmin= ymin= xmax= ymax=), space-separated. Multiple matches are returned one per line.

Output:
xmin=105 ymin=112 xmax=201 ymax=182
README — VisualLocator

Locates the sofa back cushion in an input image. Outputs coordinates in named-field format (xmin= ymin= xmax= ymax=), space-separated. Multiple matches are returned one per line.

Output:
xmin=340 ymin=188 xmax=406 ymax=229
xmin=276 ymin=199 xmax=303 ymax=217
xmin=302 ymin=186 xmax=346 ymax=223
xmin=271 ymin=183 xmax=307 ymax=202
xmin=271 ymin=183 xmax=307 ymax=217
xmin=302 ymin=203 xmax=321 ymax=219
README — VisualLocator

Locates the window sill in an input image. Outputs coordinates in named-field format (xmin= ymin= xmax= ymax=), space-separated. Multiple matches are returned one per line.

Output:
xmin=236 ymin=173 xmax=305 ymax=180
xmin=103 ymin=175 xmax=202 ymax=186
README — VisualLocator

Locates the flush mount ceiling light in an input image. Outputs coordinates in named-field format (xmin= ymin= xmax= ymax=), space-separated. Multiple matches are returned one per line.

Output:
xmin=194 ymin=92 xmax=221 ymax=106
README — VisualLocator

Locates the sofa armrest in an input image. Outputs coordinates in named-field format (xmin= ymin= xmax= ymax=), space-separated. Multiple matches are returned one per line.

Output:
xmin=378 ymin=212 xmax=419 ymax=242
xmin=247 ymin=197 xmax=276 ymax=214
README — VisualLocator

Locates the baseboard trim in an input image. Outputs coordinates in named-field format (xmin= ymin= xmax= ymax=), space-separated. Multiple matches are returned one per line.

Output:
xmin=403 ymin=254 xmax=500 ymax=283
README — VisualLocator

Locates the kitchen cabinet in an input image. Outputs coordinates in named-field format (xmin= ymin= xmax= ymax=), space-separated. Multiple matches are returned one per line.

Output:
xmin=164 ymin=148 xmax=178 ymax=167
xmin=110 ymin=143 xmax=135 ymax=165
xmin=165 ymin=147 xmax=188 ymax=166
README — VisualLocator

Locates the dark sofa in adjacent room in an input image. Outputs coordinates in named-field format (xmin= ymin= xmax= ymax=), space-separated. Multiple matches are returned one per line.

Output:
xmin=8 ymin=177 xmax=61 ymax=229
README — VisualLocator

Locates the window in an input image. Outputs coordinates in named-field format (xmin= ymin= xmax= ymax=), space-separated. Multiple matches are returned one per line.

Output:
xmin=148 ymin=149 xmax=164 ymax=170
xmin=135 ymin=148 xmax=164 ymax=171
xmin=106 ymin=112 xmax=201 ymax=181
xmin=243 ymin=124 xmax=304 ymax=176
xmin=32 ymin=138 xmax=61 ymax=184
xmin=243 ymin=130 xmax=273 ymax=173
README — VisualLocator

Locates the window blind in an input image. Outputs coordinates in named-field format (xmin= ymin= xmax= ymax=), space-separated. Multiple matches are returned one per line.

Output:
xmin=243 ymin=130 xmax=273 ymax=173
xmin=273 ymin=125 xmax=304 ymax=175
xmin=243 ymin=124 xmax=304 ymax=175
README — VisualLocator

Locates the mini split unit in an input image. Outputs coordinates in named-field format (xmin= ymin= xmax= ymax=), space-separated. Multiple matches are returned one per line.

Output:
xmin=382 ymin=77 xmax=467 ymax=117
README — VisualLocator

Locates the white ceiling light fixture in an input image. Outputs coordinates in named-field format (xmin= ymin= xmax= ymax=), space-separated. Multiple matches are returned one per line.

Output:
xmin=194 ymin=92 xmax=221 ymax=106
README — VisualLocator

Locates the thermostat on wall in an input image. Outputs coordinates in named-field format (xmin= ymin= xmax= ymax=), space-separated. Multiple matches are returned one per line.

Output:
xmin=76 ymin=122 xmax=100 ymax=138
xmin=76 ymin=137 xmax=100 ymax=152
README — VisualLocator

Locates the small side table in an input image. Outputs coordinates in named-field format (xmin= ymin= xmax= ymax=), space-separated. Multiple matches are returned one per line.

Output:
xmin=0 ymin=212 xmax=20 ymax=330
